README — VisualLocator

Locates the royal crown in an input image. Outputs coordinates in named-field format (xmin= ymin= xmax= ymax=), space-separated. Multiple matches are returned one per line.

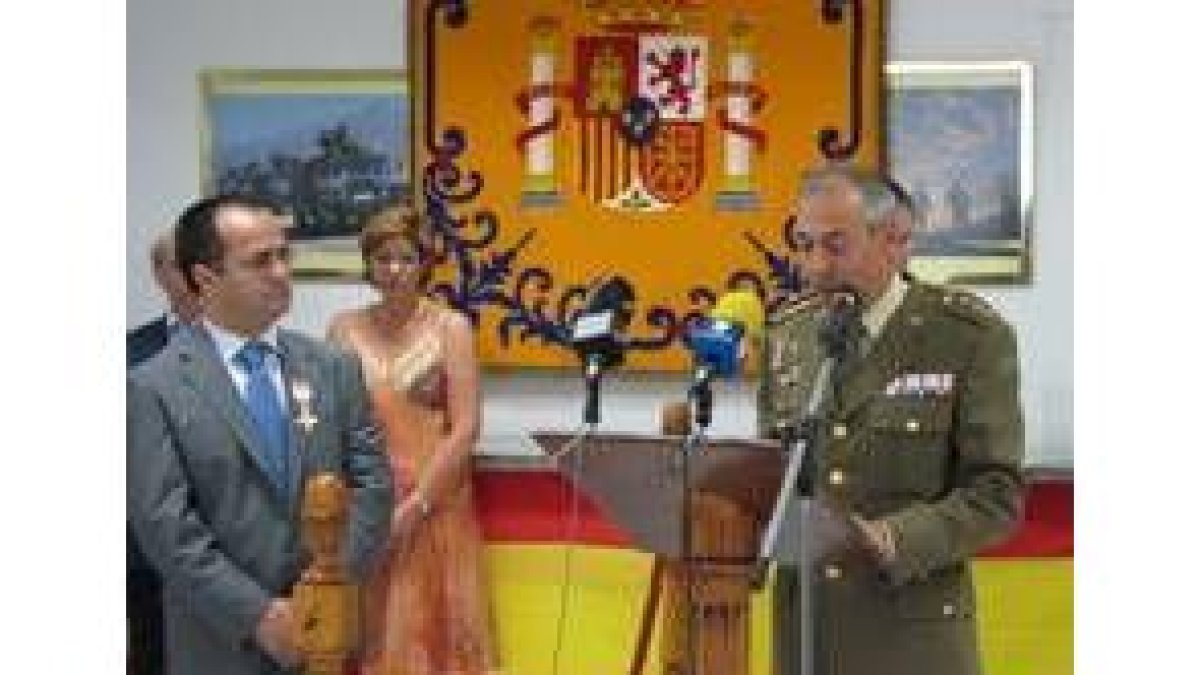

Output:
xmin=581 ymin=0 xmax=702 ymax=32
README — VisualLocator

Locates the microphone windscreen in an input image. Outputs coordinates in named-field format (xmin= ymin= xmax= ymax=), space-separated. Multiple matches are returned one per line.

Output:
xmin=571 ymin=274 xmax=634 ymax=371
xmin=584 ymin=275 xmax=635 ymax=323
xmin=709 ymin=291 xmax=765 ymax=340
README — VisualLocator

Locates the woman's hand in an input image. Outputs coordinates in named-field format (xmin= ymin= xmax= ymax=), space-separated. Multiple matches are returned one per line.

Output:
xmin=388 ymin=493 xmax=431 ymax=552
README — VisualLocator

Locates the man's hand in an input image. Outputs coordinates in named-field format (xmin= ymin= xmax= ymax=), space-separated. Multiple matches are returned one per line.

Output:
xmin=850 ymin=514 xmax=898 ymax=565
xmin=255 ymin=598 xmax=304 ymax=668
xmin=806 ymin=499 xmax=856 ymax=564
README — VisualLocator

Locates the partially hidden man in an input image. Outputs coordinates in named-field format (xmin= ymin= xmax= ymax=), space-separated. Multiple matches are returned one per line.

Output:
xmin=758 ymin=167 xmax=1026 ymax=675
xmin=127 ymin=195 xmax=394 ymax=675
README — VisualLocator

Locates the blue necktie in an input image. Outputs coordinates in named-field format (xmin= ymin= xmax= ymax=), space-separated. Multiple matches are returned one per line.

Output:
xmin=235 ymin=341 xmax=292 ymax=494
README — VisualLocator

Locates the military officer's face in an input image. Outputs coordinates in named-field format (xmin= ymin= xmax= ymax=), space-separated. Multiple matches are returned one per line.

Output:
xmin=795 ymin=182 xmax=901 ymax=302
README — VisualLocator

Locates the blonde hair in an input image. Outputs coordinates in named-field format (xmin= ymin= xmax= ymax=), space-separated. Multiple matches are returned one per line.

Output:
xmin=359 ymin=204 xmax=433 ymax=286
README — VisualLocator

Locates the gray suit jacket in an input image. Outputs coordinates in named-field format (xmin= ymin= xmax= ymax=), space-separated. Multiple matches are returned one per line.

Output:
xmin=127 ymin=325 xmax=394 ymax=675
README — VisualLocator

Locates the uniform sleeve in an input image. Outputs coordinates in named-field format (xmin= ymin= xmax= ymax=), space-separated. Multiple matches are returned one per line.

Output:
xmin=333 ymin=350 xmax=395 ymax=579
xmin=881 ymin=318 xmax=1026 ymax=584
xmin=126 ymin=375 xmax=270 ymax=646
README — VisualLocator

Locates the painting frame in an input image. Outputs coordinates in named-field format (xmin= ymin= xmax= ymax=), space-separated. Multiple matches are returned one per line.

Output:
xmin=199 ymin=68 xmax=412 ymax=281
xmin=886 ymin=61 xmax=1034 ymax=286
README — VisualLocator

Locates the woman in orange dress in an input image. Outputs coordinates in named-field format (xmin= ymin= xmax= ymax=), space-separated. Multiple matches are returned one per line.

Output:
xmin=328 ymin=205 xmax=499 ymax=675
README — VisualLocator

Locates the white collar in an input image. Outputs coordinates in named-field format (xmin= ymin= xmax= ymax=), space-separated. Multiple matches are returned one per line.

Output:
xmin=202 ymin=318 xmax=282 ymax=365
xmin=862 ymin=273 xmax=909 ymax=340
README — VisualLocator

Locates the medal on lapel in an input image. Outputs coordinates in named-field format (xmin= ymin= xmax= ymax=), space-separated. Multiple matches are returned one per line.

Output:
xmin=292 ymin=379 xmax=319 ymax=436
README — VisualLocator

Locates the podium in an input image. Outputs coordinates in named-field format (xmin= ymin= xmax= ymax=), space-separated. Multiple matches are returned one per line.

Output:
xmin=532 ymin=431 xmax=784 ymax=675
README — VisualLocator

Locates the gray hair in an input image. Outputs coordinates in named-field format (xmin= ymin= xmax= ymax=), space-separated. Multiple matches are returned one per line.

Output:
xmin=150 ymin=231 xmax=176 ymax=269
xmin=798 ymin=165 xmax=901 ymax=232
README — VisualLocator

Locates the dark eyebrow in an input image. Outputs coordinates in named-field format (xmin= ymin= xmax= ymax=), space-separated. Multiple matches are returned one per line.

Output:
xmin=246 ymin=244 xmax=290 ymax=264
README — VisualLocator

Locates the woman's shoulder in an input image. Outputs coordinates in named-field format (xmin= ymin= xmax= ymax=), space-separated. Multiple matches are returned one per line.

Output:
xmin=330 ymin=305 xmax=370 ymax=325
xmin=424 ymin=299 xmax=471 ymax=333
xmin=327 ymin=306 xmax=374 ymax=346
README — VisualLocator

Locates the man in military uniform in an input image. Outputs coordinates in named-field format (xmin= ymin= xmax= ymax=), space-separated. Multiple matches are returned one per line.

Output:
xmin=758 ymin=166 xmax=1025 ymax=675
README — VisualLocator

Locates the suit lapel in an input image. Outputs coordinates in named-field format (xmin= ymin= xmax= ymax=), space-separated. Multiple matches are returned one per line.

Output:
xmin=174 ymin=326 xmax=284 ymax=495
xmin=278 ymin=330 xmax=323 ymax=503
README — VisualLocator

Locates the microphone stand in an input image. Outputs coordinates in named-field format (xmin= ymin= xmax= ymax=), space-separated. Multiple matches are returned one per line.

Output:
xmin=548 ymin=417 xmax=596 ymax=675
xmin=677 ymin=362 xmax=715 ymax=675
xmin=689 ymin=364 xmax=714 ymax=430
xmin=755 ymin=356 xmax=835 ymax=675
xmin=756 ymin=291 xmax=862 ymax=675
xmin=582 ymin=354 xmax=603 ymax=426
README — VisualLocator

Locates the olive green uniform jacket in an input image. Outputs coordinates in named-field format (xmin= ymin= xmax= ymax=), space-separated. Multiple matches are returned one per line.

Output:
xmin=758 ymin=280 xmax=1025 ymax=675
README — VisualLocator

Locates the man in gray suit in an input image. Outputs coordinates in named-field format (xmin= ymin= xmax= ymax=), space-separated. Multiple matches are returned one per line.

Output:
xmin=128 ymin=194 xmax=395 ymax=674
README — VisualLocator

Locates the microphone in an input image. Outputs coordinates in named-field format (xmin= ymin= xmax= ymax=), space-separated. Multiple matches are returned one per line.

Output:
xmin=570 ymin=275 xmax=635 ymax=424
xmin=685 ymin=290 xmax=765 ymax=378
xmin=817 ymin=287 xmax=865 ymax=362
xmin=683 ymin=290 xmax=764 ymax=428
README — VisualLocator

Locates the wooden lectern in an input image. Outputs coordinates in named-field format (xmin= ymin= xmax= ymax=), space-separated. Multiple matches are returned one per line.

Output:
xmin=532 ymin=431 xmax=783 ymax=675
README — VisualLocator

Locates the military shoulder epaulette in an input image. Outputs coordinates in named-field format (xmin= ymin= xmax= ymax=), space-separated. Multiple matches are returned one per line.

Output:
xmin=932 ymin=285 xmax=1001 ymax=327
xmin=766 ymin=293 xmax=819 ymax=326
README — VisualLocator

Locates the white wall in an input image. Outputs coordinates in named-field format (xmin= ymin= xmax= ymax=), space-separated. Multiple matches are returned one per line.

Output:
xmin=128 ymin=0 xmax=1073 ymax=467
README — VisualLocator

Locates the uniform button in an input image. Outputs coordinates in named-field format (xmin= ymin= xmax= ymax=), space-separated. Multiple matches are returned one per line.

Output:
xmin=909 ymin=315 xmax=924 ymax=326
xmin=828 ymin=469 xmax=845 ymax=486
xmin=832 ymin=423 xmax=848 ymax=438
xmin=943 ymin=294 xmax=954 ymax=305
xmin=905 ymin=418 xmax=920 ymax=432
xmin=824 ymin=565 xmax=842 ymax=580
xmin=942 ymin=603 xmax=955 ymax=617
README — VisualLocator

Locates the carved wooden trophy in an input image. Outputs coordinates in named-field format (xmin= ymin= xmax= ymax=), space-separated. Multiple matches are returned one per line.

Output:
xmin=293 ymin=472 xmax=359 ymax=675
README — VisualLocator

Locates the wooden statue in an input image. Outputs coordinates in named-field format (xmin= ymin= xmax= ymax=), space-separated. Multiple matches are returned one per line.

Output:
xmin=293 ymin=472 xmax=359 ymax=675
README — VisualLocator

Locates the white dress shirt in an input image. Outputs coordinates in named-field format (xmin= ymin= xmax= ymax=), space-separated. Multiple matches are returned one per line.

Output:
xmin=203 ymin=319 xmax=288 ymax=406
xmin=861 ymin=273 xmax=909 ymax=346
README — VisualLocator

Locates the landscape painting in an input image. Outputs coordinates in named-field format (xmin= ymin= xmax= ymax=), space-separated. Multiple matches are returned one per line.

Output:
xmin=887 ymin=62 xmax=1033 ymax=285
xmin=201 ymin=69 xmax=410 ymax=279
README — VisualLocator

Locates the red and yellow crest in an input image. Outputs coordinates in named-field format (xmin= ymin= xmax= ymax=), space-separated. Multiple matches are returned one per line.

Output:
xmin=413 ymin=0 xmax=886 ymax=369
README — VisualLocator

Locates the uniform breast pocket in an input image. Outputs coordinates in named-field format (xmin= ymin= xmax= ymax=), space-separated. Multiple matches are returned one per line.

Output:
xmin=866 ymin=397 xmax=953 ymax=499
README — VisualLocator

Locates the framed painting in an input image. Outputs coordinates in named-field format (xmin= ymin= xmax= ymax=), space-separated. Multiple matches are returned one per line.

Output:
xmin=200 ymin=69 xmax=411 ymax=280
xmin=886 ymin=61 xmax=1033 ymax=285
